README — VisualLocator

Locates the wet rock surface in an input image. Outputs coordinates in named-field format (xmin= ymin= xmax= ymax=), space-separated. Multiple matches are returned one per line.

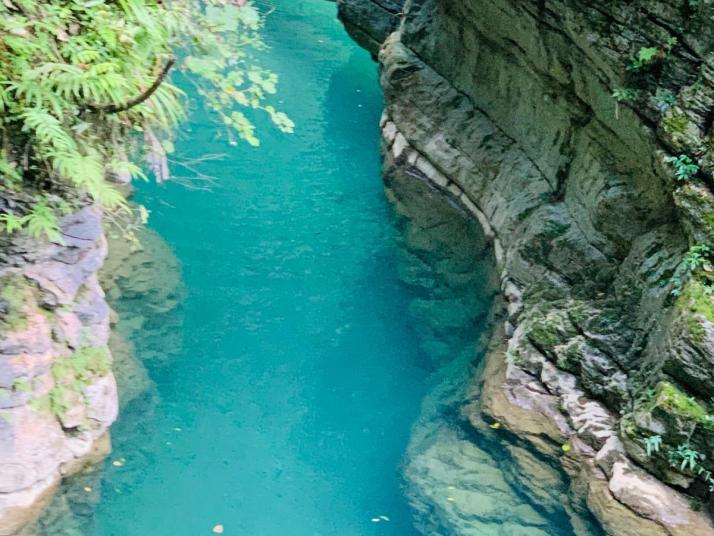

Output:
xmin=340 ymin=0 xmax=714 ymax=533
xmin=386 ymin=169 xmax=601 ymax=535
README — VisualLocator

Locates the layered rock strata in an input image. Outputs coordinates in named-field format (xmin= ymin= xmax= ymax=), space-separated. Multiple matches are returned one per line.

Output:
xmin=340 ymin=0 xmax=714 ymax=533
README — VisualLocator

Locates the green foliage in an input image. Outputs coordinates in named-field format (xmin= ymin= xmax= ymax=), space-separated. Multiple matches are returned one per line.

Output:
xmin=48 ymin=345 xmax=111 ymax=417
xmin=12 ymin=377 xmax=32 ymax=394
xmin=666 ymin=443 xmax=714 ymax=492
xmin=683 ymin=244 xmax=711 ymax=270
xmin=639 ymin=391 xmax=714 ymax=491
xmin=0 ymin=0 xmax=292 ymax=241
xmin=643 ymin=434 xmax=662 ymax=456
xmin=612 ymin=88 xmax=639 ymax=101
xmin=626 ymin=47 xmax=662 ymax=72
xmin=670 ymin=244 xmax=711 ymax=296
xmin=666 ymin=154 xmax=700 ymax=182
xmin=669 ymin=443 xmax=701 ymax=472
xmin=663 ymin=111 xmax=690 ymax=136
xmin=654 ymin=381 xmax=709 ymax=422
xmin=611 ymin=88 xmax=639 ymax=119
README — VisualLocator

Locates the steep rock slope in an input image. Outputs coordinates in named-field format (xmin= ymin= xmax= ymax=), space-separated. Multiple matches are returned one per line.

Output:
xmin=0 ymin=206 xmax=116 ymax=535
xmin=339 ymin=0 xmax=714 ymax=534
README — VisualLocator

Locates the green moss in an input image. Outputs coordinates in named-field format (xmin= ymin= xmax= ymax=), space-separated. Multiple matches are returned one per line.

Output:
xmin=556 ymin=338 xmax=583 ymax=373
xmin=12 ymin=377 xmax=32 ymax=394
xmin=653 ymin=381 xmax=708 ymax=423
xmin=528 ymin=319 xmax=562 ymax=352
xmin=0 ymin=276 xmax=30 ymax=330
xmin=703 ymin=211 xmax=714 ymax=237
xmin=567 ymin=301 xmax=588 ymax=326
xmin=48 ymin=345 xmax=111 ymax=417
xmin=677 ymin=279 xmax=714 ymax=343
xmin=662 ymin=111 xmax=689 ymax=135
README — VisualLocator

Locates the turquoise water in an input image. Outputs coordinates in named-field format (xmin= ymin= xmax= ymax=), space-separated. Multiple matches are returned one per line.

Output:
xmin=36 ymin=2 xmax=601 ymax=535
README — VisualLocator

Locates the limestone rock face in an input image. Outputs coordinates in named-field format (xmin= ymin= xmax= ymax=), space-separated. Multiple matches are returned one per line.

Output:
xmin=339 ymin=0 xmax=714 ymax=533
xmin=336 ymin=0 xmax=404 ymax=55
xmin=0 ymin=206 xmax=116 ymax=535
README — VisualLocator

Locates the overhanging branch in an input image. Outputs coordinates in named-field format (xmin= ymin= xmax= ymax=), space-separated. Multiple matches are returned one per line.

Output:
xmin=89 ymin=57 xmax=176 ymax=114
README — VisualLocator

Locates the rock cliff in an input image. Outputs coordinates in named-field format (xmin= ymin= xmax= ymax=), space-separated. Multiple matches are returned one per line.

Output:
xmin=338 ymin=0 xmax=714 ymax=533
xmin=0 ymin=203 xmax=184 ymax=534
xmin=0 ymin=206 xmax=116 ymax=535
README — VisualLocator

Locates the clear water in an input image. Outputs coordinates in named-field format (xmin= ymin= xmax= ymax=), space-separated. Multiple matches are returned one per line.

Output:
xmin=35 ymin=2 xmax=601 ymax=535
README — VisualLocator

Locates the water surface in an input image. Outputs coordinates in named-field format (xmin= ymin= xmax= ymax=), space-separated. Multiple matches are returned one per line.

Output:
xmin=36 ymin=2 xmax=598 ymax=535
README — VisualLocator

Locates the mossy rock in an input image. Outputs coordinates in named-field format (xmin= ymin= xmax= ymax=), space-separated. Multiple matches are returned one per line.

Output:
xmin=525 ymin=307 xmax=577 ymax=359
xmin=555 ymin=337 xmax=585 ymax=373
xmin=651 ymin=381 xmax=709 ymax=427
xmin=48 ymin=345 xmax=112 ymax=420
xmin=672 ymin=183 xmax=714 ymax=245
xmin=663 ymin=278 xmax=714 ymax=397
xmin=621 ymin=382 xmax=713 ymax=487
xmin=0 ymin=275 xmax=33 ymax=331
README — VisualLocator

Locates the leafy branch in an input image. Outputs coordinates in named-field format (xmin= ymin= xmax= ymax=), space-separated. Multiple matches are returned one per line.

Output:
xmin=88 ymin=57 xmax=176 ymax=114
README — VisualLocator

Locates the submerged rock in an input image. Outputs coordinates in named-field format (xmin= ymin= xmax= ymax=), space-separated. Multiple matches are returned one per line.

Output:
xmin=340 ymin=0 xmax=714 ymax=532
xmin=0 ymin=206 xmax=116 ymax=535
xmin=0 ymin=204 xmax=184 ymax=534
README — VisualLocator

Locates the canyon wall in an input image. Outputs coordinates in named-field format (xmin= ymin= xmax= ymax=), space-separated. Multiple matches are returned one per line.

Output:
xmin=0 ymin=201 xmax=183 ymax=534
xmin=0 ymin=206 xmax=116 ymax=535
xmin=338 ymin=0 xmax=714 ymax=534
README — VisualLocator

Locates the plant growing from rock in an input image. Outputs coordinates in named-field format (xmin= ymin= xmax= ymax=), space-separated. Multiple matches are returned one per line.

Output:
xmin=669 ymin=443 xmax=701 ymax=472
xmin=45 ymin=345 xmax=112 ymax=419
xmin=626 ymin=47 xmax=662 ymax=72
xmin=0 ymin=0 xmax=293 ymax=241
xmin=667 ymin=443 xmax=714 ymax=492
xmin=666 ymin=154 xmax=701 ymax=181
xmin=611 ymin=88 xmax=640 ymax=119
xmin=670 ymin=244 xmax=712 ymax=296
xmin=643 ymin=434 xmax=662 ymax=456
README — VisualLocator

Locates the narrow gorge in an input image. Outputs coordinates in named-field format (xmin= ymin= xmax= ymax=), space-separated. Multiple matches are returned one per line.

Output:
xmin=2 ymin=0 xmax=714 ymax=535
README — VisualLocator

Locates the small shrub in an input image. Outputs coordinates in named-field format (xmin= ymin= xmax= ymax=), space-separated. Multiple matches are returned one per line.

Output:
xmin=666 ymin=154 xmax=700 ymax=181
xmin=626 ymin=47 xmax=662 ymax=72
